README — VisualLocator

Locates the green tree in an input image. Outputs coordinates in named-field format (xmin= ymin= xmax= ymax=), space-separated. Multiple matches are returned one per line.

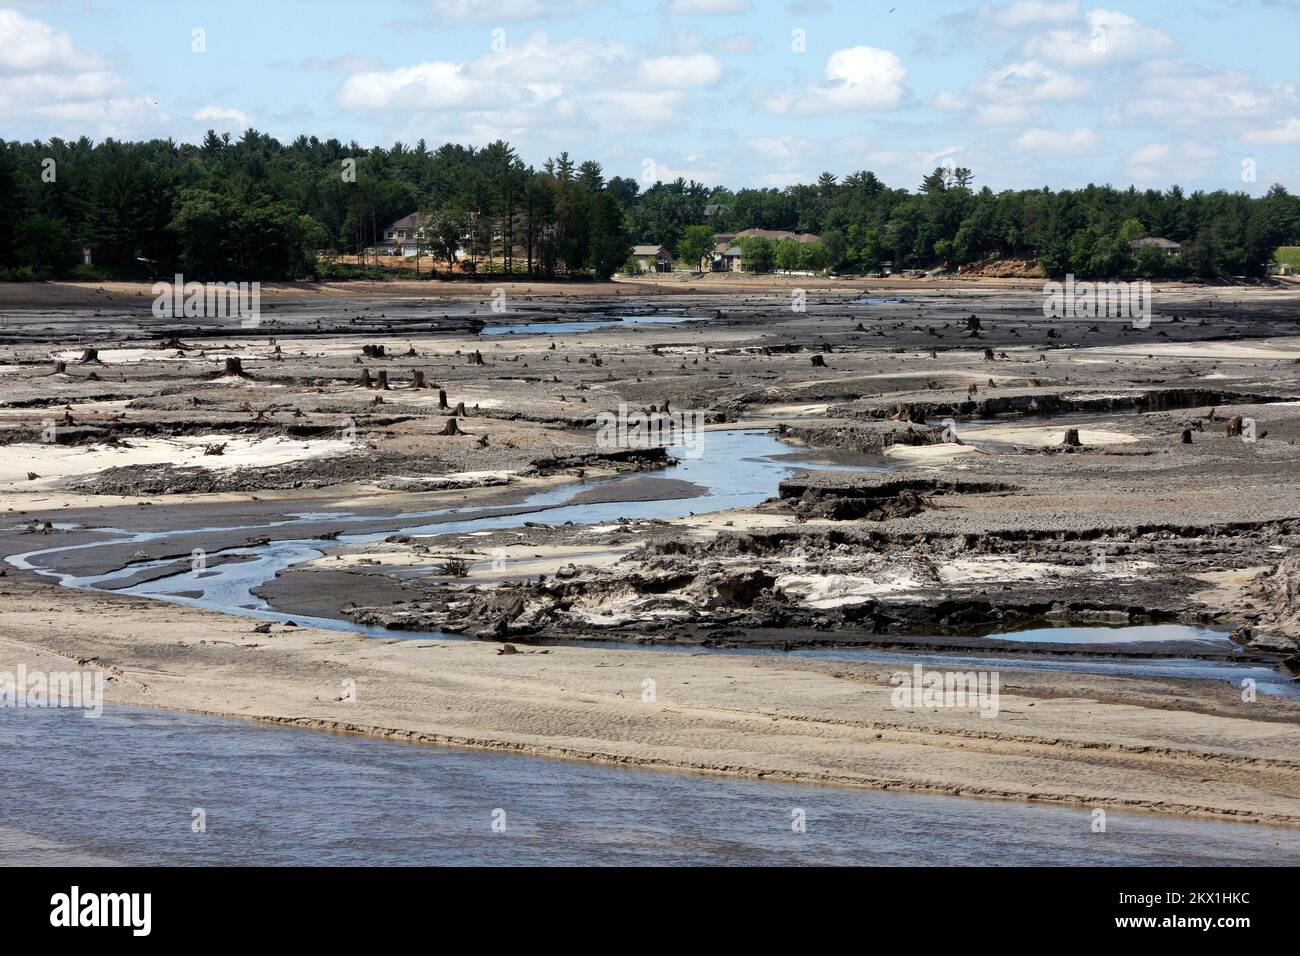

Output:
xmin=677 ymin=224 xmax=715 ymax=271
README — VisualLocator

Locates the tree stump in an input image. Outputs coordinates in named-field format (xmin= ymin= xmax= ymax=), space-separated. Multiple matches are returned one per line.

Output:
xmin=439 ymin=417 xmax=466 ymax=436
xmin=983 ymin=348 xmax=995 ymax=361
xmin=469 ymin=350 xmax=485 ymax=365
xmin=411 ymin=370 xmax=427 ymax=389
xmin=78 ymin=348 xmax=100 ymax=364
xmin=376 ymin=370 xmax=389 ymax=390
xmin=1062 ymin=428 xmax=1081 ymax=447
xmin=1227 ymin=415 xmax=1244 ymax=438
xmin=53 ymin=361 xmax=67 ymax=374
xmin=810 ymin=354 xmax=827 ymax=367
xmin=454 ymin=401 xmax=467 ymax=416
xmin=359 ymin=368 xmax=372 ymax=388
xmin=1181 ymin=429 xmax=1193 ymax=444
xmin=438 ymin=389 xmax=448 ymax=409
xmin=224 ymin=356 xmax=250 ymax=377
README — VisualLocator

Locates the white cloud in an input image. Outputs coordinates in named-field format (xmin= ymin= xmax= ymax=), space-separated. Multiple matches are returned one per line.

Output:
xmin=1013 ymin=127 xmax=1098 ymax=152
xmin=337 ymin=62 xmax=494 ymax=111
xmin=930 ymin=89 xmax=968 ymax=110
xmin=194 ymin=106 xmax=254 ymax=131
xmin=1025 ymin=9 xmax=1175 ymax=68
xmin=977 ymin=0 xmax=1080 ymax=29
xmin=1242 ymin=117 xmax=1300 ymax=144
xmin=0 ymin=9 xmax=165 ymax=138
xmin=429 ymin=0 xmax=601 ymax=19
xmin=978 ymin=60 xmax=1090 ymax=101
xmin=1106 ymin=61 xmax=1297 ymax=125
xmin=1125 ymin=141 xmax=1215 ymax=182
xmin=768 ymin=45 xmax=907 ymax=114
xmin=1126 ymin=142 xmax=1169 ymax=165
xmin=636 ymin=53 xmax=723 ymax=87
xmin=0 ymin=9 xmax=85 ymax=73
xmin=666 ymin=0 xmax=751 ymax=13
xmin=745 ymin=136 xmax=813 ymax=158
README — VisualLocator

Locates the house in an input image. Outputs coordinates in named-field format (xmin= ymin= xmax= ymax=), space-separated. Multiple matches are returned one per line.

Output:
xmin=378 ymin=213 xmax=433 ymax=256
xmin=710 ymin=240 xmax=743 ymax=272
xmin=708 ymin=228 xmax=821 ymax=271
xmin=631 ymin=244 xmax=674 ymax=272
xmin=729 ymin=228 xmax=821 ymax=245
xmin=1130 ymin=236 xmax=1181 ymax=256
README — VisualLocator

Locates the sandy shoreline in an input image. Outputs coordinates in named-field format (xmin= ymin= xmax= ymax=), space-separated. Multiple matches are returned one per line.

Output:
xmin=4 ymin=576 xmax=1298 ymax=826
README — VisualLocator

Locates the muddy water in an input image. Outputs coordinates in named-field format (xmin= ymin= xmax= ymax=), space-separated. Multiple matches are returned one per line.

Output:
xmin=483 ymin=313 xmax=708 ymax=335
xmin=4 ymin=705 xmax=1298 ymax=866
xmin=5 ymin=430 xmax=1299 ymax=864
xmin=9 ymin=429 xmax=1294 ymax=696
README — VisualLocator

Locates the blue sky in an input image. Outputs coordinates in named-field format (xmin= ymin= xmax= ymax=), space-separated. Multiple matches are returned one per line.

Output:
xmin=2 ymin=0 xmax=1298 ymax=194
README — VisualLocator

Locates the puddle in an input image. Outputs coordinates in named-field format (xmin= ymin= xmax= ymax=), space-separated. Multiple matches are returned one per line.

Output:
xmin=987 ymin=624 xmax=1232 ymax=646
xmin=482 ymin=314 xmax=708 ymax=335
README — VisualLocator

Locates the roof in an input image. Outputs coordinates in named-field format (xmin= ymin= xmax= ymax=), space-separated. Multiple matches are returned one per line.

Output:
xmin=727 ymin=228 xmax=822 ymax=243
xmin=631 ymin=244 xmax=671 ymax=257
xmin=1130 ymin=236 xmax=1181 ymax=249
xmin=387 ymin=212 xmax=428 ymax=230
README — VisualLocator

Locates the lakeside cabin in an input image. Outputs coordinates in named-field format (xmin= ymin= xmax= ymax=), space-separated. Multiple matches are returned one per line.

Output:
xmin=708 ymin=228 xmax=821 ymax=272
xmin=631 ymin=244 xmax=674 ymax=272
xmin=1129 ymin=236 xmax=1182 ymax=257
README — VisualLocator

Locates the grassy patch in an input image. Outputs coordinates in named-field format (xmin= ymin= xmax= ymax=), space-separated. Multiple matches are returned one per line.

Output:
xmin=1274 ymin=246 xmax=1300 ymax=269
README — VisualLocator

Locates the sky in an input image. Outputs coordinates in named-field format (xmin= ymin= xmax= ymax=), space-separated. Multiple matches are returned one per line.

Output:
xmin=2 ymin=0 xmax=1298 ymax=195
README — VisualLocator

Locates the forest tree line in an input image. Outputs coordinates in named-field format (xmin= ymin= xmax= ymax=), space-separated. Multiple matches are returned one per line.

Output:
xmin=1 ymin=130 xmax=1298 ymax=281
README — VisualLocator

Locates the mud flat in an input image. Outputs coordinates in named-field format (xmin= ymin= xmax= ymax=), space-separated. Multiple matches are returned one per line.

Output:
xmin=2 ymin=279 xmax=1300 ymax=827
